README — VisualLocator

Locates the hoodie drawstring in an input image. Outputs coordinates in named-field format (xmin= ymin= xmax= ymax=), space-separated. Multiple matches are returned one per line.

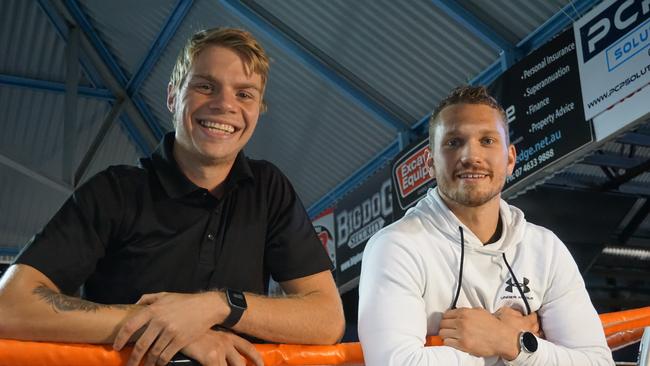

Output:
xmin=502 ymin=252 xmax=532 ymax=315
xmin=451 ymin=226 xmax=465 ymax=309
xmin=450 ymin=226 xmax=532 ymax=315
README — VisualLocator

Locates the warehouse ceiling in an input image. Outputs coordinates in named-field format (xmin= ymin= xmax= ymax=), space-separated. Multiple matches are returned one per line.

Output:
xmin=1 ymin=0 xmax=649 ymax=312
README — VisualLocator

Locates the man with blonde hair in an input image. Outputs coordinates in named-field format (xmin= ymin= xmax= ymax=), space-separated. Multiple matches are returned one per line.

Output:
xmin=0 ymin=27 xmax=344 ymax=366
xmin=358 ymin=86 xmax=613 ymax=365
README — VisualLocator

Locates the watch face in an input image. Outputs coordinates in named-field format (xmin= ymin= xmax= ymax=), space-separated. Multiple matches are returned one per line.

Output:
xmin=522 ymin=332 xmax=538 ymax=352
xmin=228 ymin=289 xmax=247 ymax=309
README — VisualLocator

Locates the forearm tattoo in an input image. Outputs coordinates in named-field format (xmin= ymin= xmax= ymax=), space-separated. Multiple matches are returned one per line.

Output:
xmin=32 ymin=284 xmax=130 ymax=313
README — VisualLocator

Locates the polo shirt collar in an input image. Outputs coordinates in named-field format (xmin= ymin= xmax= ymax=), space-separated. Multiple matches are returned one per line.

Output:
xmin=149 ymin=132 xmax=254 ymax=199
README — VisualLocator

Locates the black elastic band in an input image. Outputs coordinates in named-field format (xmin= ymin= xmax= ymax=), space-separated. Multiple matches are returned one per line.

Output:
xmin=502 ymin=252 xmax=531 ymax=315
xmin=451 ymin=226 xmax=465 ymax=309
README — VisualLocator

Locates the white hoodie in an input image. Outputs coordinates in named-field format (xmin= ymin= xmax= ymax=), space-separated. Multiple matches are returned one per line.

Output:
xmin=358 ymin=188 xmax=614 ymax=366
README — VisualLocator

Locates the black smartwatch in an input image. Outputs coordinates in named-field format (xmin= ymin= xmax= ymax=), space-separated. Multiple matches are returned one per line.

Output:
xmin=221 ymin=288 xmax=247 ymax=329
xmin=519 ymin=331 xmax=538 ymax=354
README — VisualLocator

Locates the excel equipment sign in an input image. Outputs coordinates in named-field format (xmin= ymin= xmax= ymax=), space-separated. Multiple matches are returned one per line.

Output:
xmin=391 ymin=136 xmax=433 ymax=220
xmin=574 ymin=0 xmax=650 ymax=120
xmin=393 ymin=137 xmax=431 ymax=208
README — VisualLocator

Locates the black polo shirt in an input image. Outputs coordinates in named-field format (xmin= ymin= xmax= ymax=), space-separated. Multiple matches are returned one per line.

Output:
xmin=15 ymin=133 xmax=332 ymax=304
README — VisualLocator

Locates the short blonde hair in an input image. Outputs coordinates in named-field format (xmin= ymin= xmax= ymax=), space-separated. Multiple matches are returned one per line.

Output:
xmin=169 ymin=27 xmax=270 ymax=110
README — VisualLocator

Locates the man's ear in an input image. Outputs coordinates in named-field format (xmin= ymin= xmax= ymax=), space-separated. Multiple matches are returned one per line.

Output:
xmin=506 ymin=144 xmax=516 ymax=176
xmin=167 ymin=83 xmax=176 ymax=113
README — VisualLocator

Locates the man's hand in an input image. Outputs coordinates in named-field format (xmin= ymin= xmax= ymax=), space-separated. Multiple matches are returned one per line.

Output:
xmin=438 ymin=308 xmax=520 ymax=360
xmin=113 ymin=291 xmax=226 ymax=366
xmin=181 ymin=330 xmax=264 ymax=366
xmin=493 ymin=306 xmax=544 ymax=338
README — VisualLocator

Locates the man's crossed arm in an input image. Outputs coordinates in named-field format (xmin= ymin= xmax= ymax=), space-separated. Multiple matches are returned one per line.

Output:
xmin=438 ymin=307 xmax=541 ymax=361
xmin=0 ymin=264 xmax=344 ymax=366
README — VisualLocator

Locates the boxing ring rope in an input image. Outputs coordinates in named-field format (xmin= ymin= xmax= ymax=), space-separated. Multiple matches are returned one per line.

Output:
xmin=1 ymin=306 xmax=648 ymax=366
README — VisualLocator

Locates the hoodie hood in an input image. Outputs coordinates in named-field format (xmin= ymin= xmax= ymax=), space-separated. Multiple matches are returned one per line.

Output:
xmin=412 ymin=187 xmax=527 ymax=255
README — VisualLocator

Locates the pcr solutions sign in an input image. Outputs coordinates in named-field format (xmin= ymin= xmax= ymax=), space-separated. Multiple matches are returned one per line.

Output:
xmin=574 ymin=0 xmax=650 ymax=120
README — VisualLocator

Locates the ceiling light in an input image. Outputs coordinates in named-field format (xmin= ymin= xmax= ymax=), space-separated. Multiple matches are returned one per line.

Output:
xmin=601 ymin=246 xmax=650 ymax=261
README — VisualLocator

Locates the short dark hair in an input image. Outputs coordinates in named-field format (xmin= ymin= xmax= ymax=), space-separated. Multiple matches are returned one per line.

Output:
xmin=429 ymin=85 xmax=509 ymax=145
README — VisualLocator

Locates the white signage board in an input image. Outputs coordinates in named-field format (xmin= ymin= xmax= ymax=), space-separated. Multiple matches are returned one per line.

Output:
xmin=593 ymin=84 xmax=650 ymax=141
xmin=573 ymin=0 xmax=650 ymax=120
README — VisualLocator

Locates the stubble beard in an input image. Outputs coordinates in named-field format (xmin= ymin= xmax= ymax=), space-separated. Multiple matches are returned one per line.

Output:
xmin=438 ymin=176 xmax=504 ymax=208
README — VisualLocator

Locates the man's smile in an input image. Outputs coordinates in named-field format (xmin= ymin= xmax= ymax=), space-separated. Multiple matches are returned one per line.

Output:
xmin=196 ymin=118 xmax=239 ymax=135
xmin=456 ymin=171 xmax=491 ymax=180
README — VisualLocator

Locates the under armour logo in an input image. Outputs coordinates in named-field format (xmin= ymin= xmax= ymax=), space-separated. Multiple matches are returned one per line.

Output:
xmin=505 ymin=277 xmax=530 ymax=294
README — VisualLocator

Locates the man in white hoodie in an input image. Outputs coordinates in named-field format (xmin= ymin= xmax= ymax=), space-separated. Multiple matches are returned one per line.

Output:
xmin=358 ymin=86 xmax=614 ymax=365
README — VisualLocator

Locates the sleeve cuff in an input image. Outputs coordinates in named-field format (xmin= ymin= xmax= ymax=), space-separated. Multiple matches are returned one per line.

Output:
xmin=503 ymin=335 xmax=543 ymax=365
xmin=503 ymin=349 xmax=533 ymax=365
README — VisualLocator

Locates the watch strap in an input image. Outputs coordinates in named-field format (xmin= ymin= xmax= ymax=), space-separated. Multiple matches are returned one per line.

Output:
xmin=221 ymin=289 xmax=246 ymax=329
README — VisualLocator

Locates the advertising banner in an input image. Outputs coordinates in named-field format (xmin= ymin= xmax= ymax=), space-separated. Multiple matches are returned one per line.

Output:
xmin=391 ymin=136 xmax=434 ymax=220
xmin=489 ymin=28 xmax=593 ymax=194
xmin=334 ymin=164 xmax=393 ymax=292
xmin=574 ymin=0 xmax=650 ymax=120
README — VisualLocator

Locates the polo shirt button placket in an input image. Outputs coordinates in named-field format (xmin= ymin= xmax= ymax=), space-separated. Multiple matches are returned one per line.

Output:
xmin=207 ymin=233 xmax=215 ymax=241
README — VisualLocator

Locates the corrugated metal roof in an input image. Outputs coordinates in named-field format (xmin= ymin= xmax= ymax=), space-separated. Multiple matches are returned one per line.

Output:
xmin=0 ymin=1 xmax=150 ymax=250
xmin=0 ymin=0 xmax=93 ymax=85
xmin=255 ymin=0 xmax=497 ymax=123
xmin=459 ymin=0 xmax=575 ymax=45
xmin=0 ymin=0 xmax=67 ymax=81
xmin=76 ymin=0 xmax=177 ymax=79
xmin=0 ymin=163 xmax=68 ymax=248
xmin=247 ymin=63 xmax=397 ymax=204
xmin=0 ymin=86 xmax=109 ymax=178
xmin=0 ymin=85 xmax=142 ymax=247
xmin=80 ymin=117 xmax=143 ymax=184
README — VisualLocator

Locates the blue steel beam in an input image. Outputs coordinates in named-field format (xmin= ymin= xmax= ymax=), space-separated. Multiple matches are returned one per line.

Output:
xmin=0 ymin=74 xmax=113 ymax=101
xmin=431 ymin=0 xmax=514 ymax=53
xmin=469 ymin=58 xmax=503 ymax=86
xmin=37 ymin=0 xmax=153 ymax=155
xmin=126 ymin=0 xmax=193 ymax=96
xmin=120 ymin=113 xmax=152 ymax=158
xmin=36 ymin=0 xmax=103 ymax=88
xmin=307 ymin=0 xmax=601 ymax=217
xmin=431 ymin=0 xmax=517 ymax=69
xmin=64 ymin=0 xmax=165 ymax=140
xmin=410 ymin=112 xmax=433 ymax=138
xmin=221 ymin=0 xmax=412 ymax=133
xmin=64 ymin=0 xmax=128 ymax=86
